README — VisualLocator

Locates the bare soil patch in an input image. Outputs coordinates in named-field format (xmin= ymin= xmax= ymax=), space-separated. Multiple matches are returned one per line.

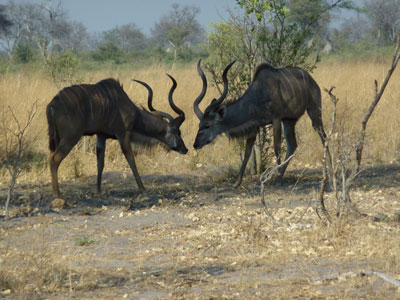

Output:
xmin=1 ymin=164 xmax=400 ymax=299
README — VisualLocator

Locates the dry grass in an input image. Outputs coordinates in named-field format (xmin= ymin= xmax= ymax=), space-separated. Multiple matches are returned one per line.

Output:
xmin=1 ymin=59 xmax=400 ymax=298
xmin=1 ymin=59 xmax=399 ymax=185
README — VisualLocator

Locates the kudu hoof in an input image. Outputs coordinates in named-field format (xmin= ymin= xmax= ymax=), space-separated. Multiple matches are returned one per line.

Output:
xmin=233 ymin=180 xmax=242 ymax=188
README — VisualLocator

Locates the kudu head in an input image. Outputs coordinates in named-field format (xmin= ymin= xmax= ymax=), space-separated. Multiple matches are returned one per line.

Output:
xmin=133 ymin=75 xmax=188 ymax=154
xmin=193 ymin=59 xmax=236 ymax=149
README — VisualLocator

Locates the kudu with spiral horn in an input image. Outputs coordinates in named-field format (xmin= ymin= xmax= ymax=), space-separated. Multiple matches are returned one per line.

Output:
xmin=47 ymin=75 xmax=187 ymax=197
xmin=193 ymin=60 xmax=327 ymax=186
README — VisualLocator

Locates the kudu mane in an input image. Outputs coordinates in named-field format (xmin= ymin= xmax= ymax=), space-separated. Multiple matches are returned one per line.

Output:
xmin=210 ymin=63 xmax=281 ymax=140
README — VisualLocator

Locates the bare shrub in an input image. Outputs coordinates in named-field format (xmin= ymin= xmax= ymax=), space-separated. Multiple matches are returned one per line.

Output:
xmin=317 ymin=35 xmax=400 ymax=222
xmin=0 ymin=101 xmax=38 ymax=218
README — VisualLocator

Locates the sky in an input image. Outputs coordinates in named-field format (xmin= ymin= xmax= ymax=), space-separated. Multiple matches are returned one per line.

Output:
xmin=62 ymin=0 xmax=234 ymax=34
xmin=0 ymin=0 xmax=362 ymax=35
xmin=0 ymin=0 xmax=234 ymax=34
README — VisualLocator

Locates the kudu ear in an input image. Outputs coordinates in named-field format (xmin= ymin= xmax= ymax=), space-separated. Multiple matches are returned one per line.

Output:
xmin=216 ymin=106 xmax=227 ymax=121
xmin=171 ymin=115 xmax=185 ymax=129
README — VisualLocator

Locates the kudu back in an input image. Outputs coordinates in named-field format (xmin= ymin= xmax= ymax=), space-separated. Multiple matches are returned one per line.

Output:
xmin=193 ymin=60 xmax=327 ymax=186
xmin=47 ymin=76 xmax=187 ymax=197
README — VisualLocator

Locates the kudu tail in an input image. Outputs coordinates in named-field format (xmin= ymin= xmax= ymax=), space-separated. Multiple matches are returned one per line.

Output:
xmin=46 ymin=104 xmax=59 ymax=152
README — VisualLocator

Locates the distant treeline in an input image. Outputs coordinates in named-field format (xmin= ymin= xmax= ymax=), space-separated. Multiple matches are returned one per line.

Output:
xmin=0 ymin=0 xmax=399 ymax=71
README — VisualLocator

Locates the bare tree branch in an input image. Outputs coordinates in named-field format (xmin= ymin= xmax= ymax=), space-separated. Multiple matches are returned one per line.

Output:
xmin=356 ymin=34 xmax=400 ymax=171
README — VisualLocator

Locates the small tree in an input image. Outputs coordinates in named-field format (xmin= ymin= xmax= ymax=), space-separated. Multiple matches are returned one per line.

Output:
xmin=205 ymin=0 xmax=352 ymax=175
xmin=47 ymin=49 xmax=82 ymax=88
xmin=364 ymin=0 xmax=400 ymax=45
xmin=151 ymin=3 xmax=205 ymax=61
xmin=0 ymin=102 xmax=38 ymax=218
xmin=14 ymin=42 xmax=35 ymax=63
xmin=102 ymin=23 xmax=147 ymax=53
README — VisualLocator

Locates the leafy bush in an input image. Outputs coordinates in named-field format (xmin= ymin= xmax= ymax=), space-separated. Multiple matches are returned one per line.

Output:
xmin=14 ymin=43 xmax=35 ymax=64
xmin=91 ymin=42 xmax=125 ymax=64
xmin=47 ymin=49 xmax=82 ymax=87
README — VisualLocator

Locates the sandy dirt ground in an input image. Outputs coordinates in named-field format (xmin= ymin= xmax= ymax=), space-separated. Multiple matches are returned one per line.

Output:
xmin=1 ymin=164 xmax=400 ymax=299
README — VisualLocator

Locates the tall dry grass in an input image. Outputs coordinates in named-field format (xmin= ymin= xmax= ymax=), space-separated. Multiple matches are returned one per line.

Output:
xmin=0 ymin=59 xmax=399 ymax=186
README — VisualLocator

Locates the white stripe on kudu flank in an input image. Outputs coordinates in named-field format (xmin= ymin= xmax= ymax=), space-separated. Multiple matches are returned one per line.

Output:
xmin=103 ymin=84 xmax=118 ymax=125
xmin=297 ymin=68 xmax=307 ymax=99
xmin=69 ymin=89 xmax=85 ymax=119
xmin=279 ymin=69 xmax=295 ymax=98
xmin=78 ymin=85 xmax=94 ymax=121
xmin=298 ymin=68 xmax=307 ymax=87
xmin=96 ymin=84 xmax=110 ymax=117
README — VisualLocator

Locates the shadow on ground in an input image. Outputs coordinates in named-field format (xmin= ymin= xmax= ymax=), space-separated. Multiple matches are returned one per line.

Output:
xmin=1 ymin=163 xmax=399 ymax=217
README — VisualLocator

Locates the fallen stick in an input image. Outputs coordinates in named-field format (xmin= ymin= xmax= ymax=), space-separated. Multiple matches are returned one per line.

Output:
xmin=310 ymin=270 xmax=400 ymax=287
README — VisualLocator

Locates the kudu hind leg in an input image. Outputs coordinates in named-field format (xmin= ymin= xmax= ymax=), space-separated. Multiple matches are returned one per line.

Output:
xmin=308 ymin=111 xmax=332 ymax=169
xmin=49 ymin=137 xmax=80 ymax=197
xmin=96 ymin=135 xmax=106 ymax=194
xmin=307 ymin=108 xmax=327 ymax=145
xmin=118 ymin=135 xmax=145 ymax=192
xmin=234 ymin=135 xmax=256 ymax=187
xmin=279 ymin=120 xmax=297 ymax=177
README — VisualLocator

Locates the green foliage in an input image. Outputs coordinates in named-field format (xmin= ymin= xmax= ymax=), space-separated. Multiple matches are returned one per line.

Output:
xmin=204 ymin=0 xmax=330 ymax=101
xmin=47 ymin=49 xmax=82 ymax=87
xmin=92 ymin=42 xmax=125 ymax=64
xmin=14 ymin=43 xmax=35 ymax=64
xmin=374 ymin=212 xmax=389 ymax=222
xmin=75 ymin=236 xmax=94 ymax=246
xmin=236 ymin=0 xmax=318 ymax=70
xmin=204 ymin=20 xmax=256 ymax=98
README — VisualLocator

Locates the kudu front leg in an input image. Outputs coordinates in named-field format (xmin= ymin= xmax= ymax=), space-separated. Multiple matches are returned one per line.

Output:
xmin=118 ymin=135 xmax=145 ymax=192
xmin=278 ymin=119 xmax=297 ymax=177
xmin=234 ymin=135 xmax=256 ymax=187
xmin=96 ymin=135 xmax=106 ymax=194
xmin=272 ymin=119 xmax=282 ymax=175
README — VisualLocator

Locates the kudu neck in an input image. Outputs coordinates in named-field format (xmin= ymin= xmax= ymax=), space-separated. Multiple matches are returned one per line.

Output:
xmin=220 ymin=91 xmax=263 ymax=138
xmin=138 ymin=110 xmax=169 ymax=138
xmin=222 ymin=95 xmax=257 ymax=127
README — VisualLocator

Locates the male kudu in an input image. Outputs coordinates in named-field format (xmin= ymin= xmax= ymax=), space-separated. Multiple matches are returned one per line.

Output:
xmin=193 ymin=60 xmax=327 ymax=186
xmin=47 ymin=76 xmax=187 ymax=197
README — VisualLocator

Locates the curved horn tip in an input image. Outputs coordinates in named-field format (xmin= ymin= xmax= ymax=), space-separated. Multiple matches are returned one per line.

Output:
xmin=225 ymin=60 xmax=236 ymax=70
xmin=132 ymin=79 xmax=145 ymax=85
xmin=166 ymin=73 xmax=175 ymax=80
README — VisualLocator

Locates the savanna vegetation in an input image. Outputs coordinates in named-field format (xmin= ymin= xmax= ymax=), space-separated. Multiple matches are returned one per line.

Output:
xmin=1 ymin=0 xmax=400 ymax=299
